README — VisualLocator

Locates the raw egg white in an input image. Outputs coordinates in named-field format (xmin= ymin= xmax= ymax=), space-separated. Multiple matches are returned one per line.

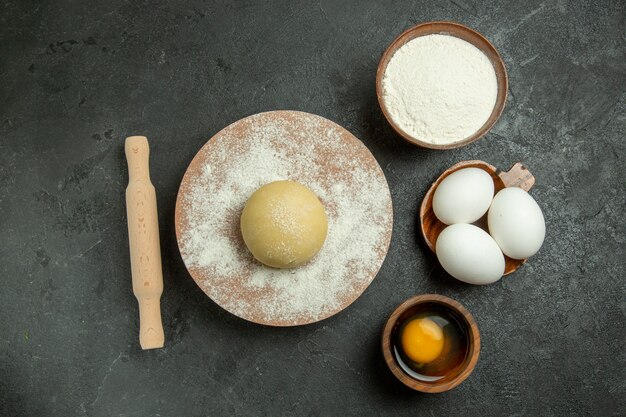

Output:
xmin=488 ymin=187 xmax=545 ymax=260
xmin=436 ymin=224 xmax=505 ymax=285
xmin=433 ymin=168 xmax=494 ymax=225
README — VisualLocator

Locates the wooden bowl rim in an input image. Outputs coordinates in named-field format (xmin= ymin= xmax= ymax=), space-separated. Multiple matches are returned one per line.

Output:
xmin=375 ymin=21 xmax=508 ymax=150
xmin=381 ymin=294 xmax=480 ymax=393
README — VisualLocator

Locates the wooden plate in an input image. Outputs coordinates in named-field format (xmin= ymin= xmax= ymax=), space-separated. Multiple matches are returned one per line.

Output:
xmin=419 ymin=160 xmax=535 ymax=275
xmin=376 ymin=21 xmax=508 ymax=149
xmin=175 ymin=111 xmax=393 ymax=326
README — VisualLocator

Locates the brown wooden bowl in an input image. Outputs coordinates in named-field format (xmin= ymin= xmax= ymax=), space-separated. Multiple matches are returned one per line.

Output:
xmin=381 ymin=294 xmax=480 ymax=393
xmin=376 ymin=21 xmax=508 ymax=149
xmin=419 ymin=160 xmax=535 ymax=275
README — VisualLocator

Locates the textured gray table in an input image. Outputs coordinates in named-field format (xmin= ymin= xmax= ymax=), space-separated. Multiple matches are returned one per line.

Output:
xmin=1 ymin=1 xmax=624 ymax=416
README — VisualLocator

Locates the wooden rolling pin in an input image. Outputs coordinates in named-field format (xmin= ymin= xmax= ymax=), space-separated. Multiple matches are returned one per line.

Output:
xmin=125 ymin=136 xmax=164 ymax=350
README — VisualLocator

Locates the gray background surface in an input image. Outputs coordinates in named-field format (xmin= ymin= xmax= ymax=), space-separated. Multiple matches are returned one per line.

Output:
xmin=1 ymin=0 xmax=625 ymax=416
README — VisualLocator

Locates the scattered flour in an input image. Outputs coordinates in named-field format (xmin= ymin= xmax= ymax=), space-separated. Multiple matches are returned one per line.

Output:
xmin=177 ymin=111 xmax=393 ymax=325
xmin=382 ymin=34 xmax=498 ymax=145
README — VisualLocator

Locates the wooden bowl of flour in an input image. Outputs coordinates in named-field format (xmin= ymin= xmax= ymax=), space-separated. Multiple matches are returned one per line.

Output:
xmin=376 ymin=21 xmax=508 ymax=150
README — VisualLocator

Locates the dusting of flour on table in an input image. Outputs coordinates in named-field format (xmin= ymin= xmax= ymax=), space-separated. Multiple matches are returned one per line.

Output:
xmin=382 ymin=34 xmax=498 ymax=145
xmin=176 ymin=111 xmax=393 ymax=326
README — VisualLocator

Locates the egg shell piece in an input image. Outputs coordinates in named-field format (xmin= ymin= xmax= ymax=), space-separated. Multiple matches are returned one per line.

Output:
xmin=436 ymin=224 xmax=505 ymax=285
xmin=432 ymin=168 xmax=495 ymax=225
xmin=488 ymin=187 xmax=545 ymax=260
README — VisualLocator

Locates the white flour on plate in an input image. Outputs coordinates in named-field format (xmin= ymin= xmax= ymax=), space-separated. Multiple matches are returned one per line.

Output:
xmin=382 ymin=34 xmax=498 ymax=145
xmin=177 ymin=112 xmax=392 ymax=324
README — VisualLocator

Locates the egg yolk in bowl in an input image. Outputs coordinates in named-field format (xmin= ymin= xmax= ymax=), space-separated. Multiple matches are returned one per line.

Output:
xmin=400 ymin=318 xmax=444 ymax=363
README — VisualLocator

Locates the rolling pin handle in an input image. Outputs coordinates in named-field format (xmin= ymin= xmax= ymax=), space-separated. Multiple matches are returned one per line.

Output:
xmin=138 ymin=297 xmax=165 ymax=350
xmin=125 ymin=136 xmax=151 ymax=182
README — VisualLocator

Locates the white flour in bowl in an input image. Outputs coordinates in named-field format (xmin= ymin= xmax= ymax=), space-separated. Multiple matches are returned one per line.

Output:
xmin=382 ymin=34 xmax=498 ymax=145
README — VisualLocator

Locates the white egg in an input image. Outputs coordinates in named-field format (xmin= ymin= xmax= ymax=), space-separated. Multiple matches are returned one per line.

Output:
xmin=488 ymin=187 xmax=545 ymax=260
xmin=436 ymin=224 xmax=505 ymax=285
xmin=433 ymin=168 xmax=494 ymax=225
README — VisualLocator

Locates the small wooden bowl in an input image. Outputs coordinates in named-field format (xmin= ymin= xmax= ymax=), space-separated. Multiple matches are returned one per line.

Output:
xmin=381 ymin=294 xmax=480 ymax=393
xmin=376 ymin=21 xmax=508 ymax=149
xmin=420 ymin=160 xmax=535 ymax=275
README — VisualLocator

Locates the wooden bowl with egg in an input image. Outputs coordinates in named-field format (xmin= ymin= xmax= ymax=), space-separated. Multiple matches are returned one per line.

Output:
xmin=420 ymin=160 xmax=536 ymax=275
xmin=376 ymin=21 xmax=508 ymax=149
xmin=381 ymin=294 xmax=480 ymax=393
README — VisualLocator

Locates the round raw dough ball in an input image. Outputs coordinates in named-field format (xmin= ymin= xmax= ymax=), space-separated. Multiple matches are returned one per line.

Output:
xmin=240 ymin=180 xmax=328 ymax=268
